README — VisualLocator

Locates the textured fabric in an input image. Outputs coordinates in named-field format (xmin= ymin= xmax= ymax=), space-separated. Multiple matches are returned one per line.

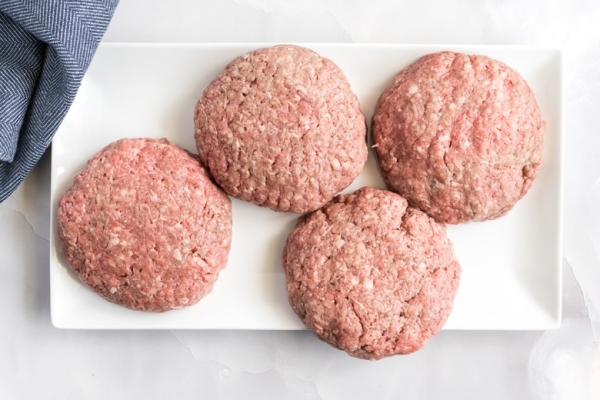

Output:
xmin=0 ymin=0 xmax=119 ymax=202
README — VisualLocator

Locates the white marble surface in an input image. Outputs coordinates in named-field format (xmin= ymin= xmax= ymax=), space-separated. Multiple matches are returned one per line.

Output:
xmin=2 ymin=0 xmax=599 ymax=398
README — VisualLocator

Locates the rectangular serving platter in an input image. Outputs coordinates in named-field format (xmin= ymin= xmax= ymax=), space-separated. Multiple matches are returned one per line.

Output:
xmin=50 ymin=43 xmax=563 ymax=330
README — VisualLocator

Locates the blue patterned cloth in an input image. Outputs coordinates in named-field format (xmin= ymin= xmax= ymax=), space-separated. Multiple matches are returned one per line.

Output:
xmin=0 ymin=0 xmax=119 ymax=202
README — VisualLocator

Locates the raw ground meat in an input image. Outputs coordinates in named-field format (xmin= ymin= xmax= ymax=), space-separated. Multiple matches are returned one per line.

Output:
xmin=57 ymin=138 xmax=232 ymax=312
xmin=194 ymin=44 xmax=367 ymax=213
xmin=283 ymin=187 xmax=461 ymax=360
xmin=372 ymin=51 xmax=546 ymax=224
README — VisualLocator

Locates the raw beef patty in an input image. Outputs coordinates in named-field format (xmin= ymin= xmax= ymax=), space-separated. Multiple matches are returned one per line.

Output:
xmin=372 ymin=51 xmax=546 ymax=224
xmin=57 ymin=138 xmax=232 ymax=312
xmin=195 ymin=44 xmax=367 ymax=213
xmin=283 ymin=187 xmax=461 ymax=360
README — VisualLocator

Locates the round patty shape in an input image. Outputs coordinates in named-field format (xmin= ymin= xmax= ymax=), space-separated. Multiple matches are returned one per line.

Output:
xmin=372 ymin=51 xmax=546 ymax=224
xmin=194 ymin=44 xmax=367 ymax=213
xmin=57 ymin=138 xmax=232 ymax=312
xmin=283 ymin=187 xmax=461 ymax=360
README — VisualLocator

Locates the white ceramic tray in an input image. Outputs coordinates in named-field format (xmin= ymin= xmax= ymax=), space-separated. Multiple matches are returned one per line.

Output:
xmin=50 ymin=43 xmax=563 ymax=330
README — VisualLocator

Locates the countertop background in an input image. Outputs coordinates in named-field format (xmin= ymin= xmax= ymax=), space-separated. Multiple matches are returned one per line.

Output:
xmin=2 ymin=0 xmax=599 ymax=398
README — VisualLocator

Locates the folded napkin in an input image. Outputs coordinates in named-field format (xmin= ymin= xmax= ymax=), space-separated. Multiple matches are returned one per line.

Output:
xmin=0 ymin=0 xmax=119 ymax=202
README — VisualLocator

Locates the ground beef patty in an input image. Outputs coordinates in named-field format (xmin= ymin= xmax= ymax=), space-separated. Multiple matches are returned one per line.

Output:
xmin=372 ymin=51 xmax=546 ymax=224
xmin=57 ymin=138 xmax=232 ymax=312
xmin=283 ymin=187 xmax=461 ymax=360
xmin=194 ymin=45 xmax=367 ymax=213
